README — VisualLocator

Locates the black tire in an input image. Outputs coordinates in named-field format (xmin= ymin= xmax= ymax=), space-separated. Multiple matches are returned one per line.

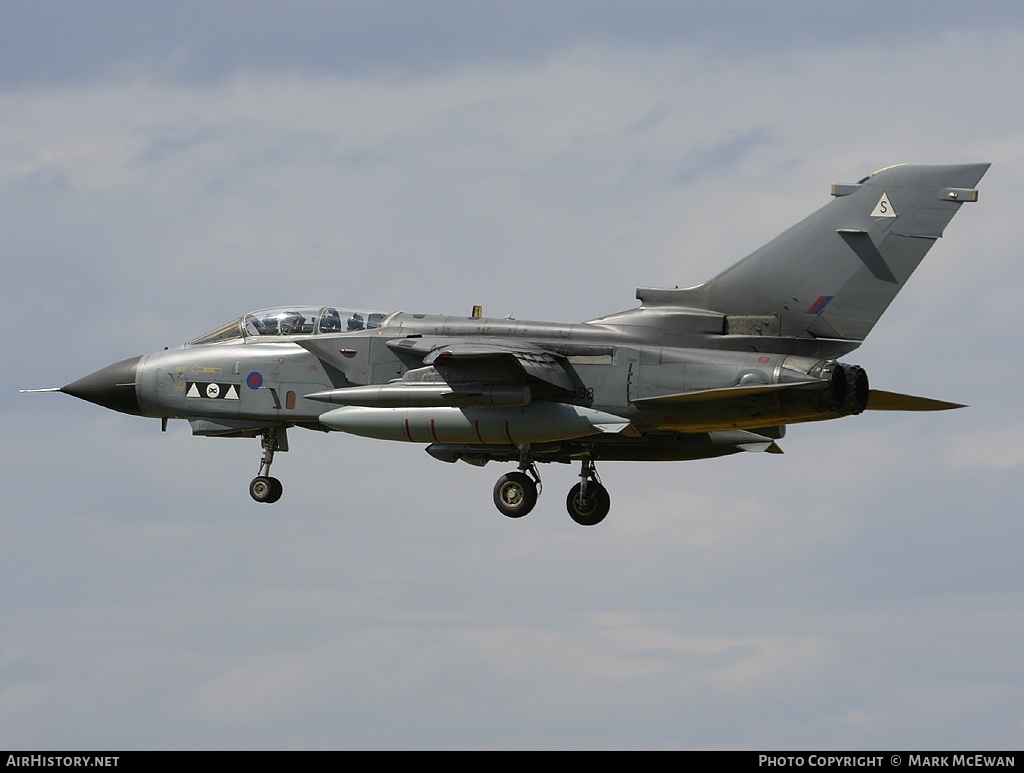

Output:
xmin=266 ymin=477 xmax=283 ymax=503
xmin=249 ymin=476 xmax=275 ymax=503
xmin=566 ymin=482 xmax=611 ymax=526
xmin=493 ymin=472 xmax=537 ymax=518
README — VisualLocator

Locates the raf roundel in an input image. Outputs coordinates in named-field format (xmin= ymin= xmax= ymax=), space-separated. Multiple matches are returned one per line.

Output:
xmin=246 ymin=372 xmax=264 ymax=390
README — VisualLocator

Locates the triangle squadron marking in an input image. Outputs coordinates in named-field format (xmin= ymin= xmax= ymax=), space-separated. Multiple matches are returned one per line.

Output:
xmin=871 ymin=192 xmax=897 ymax=218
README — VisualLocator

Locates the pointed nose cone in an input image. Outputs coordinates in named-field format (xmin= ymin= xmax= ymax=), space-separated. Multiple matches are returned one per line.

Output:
xmin=62 ymin=355 xmax=144 ymax=416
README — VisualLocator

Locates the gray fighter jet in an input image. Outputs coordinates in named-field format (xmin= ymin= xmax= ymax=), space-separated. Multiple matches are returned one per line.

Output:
xmin=31 ymin=163 xmax=989 ymax=525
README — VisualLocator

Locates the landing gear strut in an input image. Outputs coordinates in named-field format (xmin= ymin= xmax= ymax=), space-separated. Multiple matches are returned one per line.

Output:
xmin=492 ymin=446 xmax=542 ymax=518
xmin=566 ymin=458 xmax=610 ymax=526
xmin=250 ymin=428 xmax=286 ymax=504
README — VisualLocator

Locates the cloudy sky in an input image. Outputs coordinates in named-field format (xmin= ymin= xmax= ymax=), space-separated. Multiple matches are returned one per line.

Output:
xmin=2 ymin=0 xmax=1023 ymax=750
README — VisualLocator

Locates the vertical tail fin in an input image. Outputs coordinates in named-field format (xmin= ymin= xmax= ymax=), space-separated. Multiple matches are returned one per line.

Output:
xmin=651 ymin=163 xmax=989 ymax=343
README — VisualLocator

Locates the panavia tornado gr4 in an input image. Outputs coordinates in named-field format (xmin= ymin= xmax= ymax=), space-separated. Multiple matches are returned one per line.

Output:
xmin=33 ymin=163 xmax=988 ymax=525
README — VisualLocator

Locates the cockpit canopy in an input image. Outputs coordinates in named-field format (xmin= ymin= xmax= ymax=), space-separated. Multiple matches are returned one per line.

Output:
xmin=187 ymin=306 xmax=390 ymax=346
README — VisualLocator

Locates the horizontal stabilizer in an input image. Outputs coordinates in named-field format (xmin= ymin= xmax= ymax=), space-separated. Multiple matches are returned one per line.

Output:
xmin=866 ymin=390 xmax=965 ymax=411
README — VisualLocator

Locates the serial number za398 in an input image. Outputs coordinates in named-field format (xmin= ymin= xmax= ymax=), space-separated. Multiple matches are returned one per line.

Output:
xmin=553 ymin=386 xmax=595 ymax=401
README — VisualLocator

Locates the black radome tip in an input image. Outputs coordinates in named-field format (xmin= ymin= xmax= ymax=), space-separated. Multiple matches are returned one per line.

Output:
xmin=61 ymin=355 xmax=144 ymax=416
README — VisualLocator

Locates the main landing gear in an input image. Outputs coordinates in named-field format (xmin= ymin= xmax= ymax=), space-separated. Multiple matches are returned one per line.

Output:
xmin=249 ymin=428 xmax=286 ymax=504
xmin=566 ymin=459 xmax=610 ymax=526
xmin=492 ymin=452 xmax=611 ymax=526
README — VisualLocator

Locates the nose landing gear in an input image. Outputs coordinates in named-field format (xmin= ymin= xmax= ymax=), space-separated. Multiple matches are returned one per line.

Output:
xmin=249 ymin=428 xmax=286 ymax=504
